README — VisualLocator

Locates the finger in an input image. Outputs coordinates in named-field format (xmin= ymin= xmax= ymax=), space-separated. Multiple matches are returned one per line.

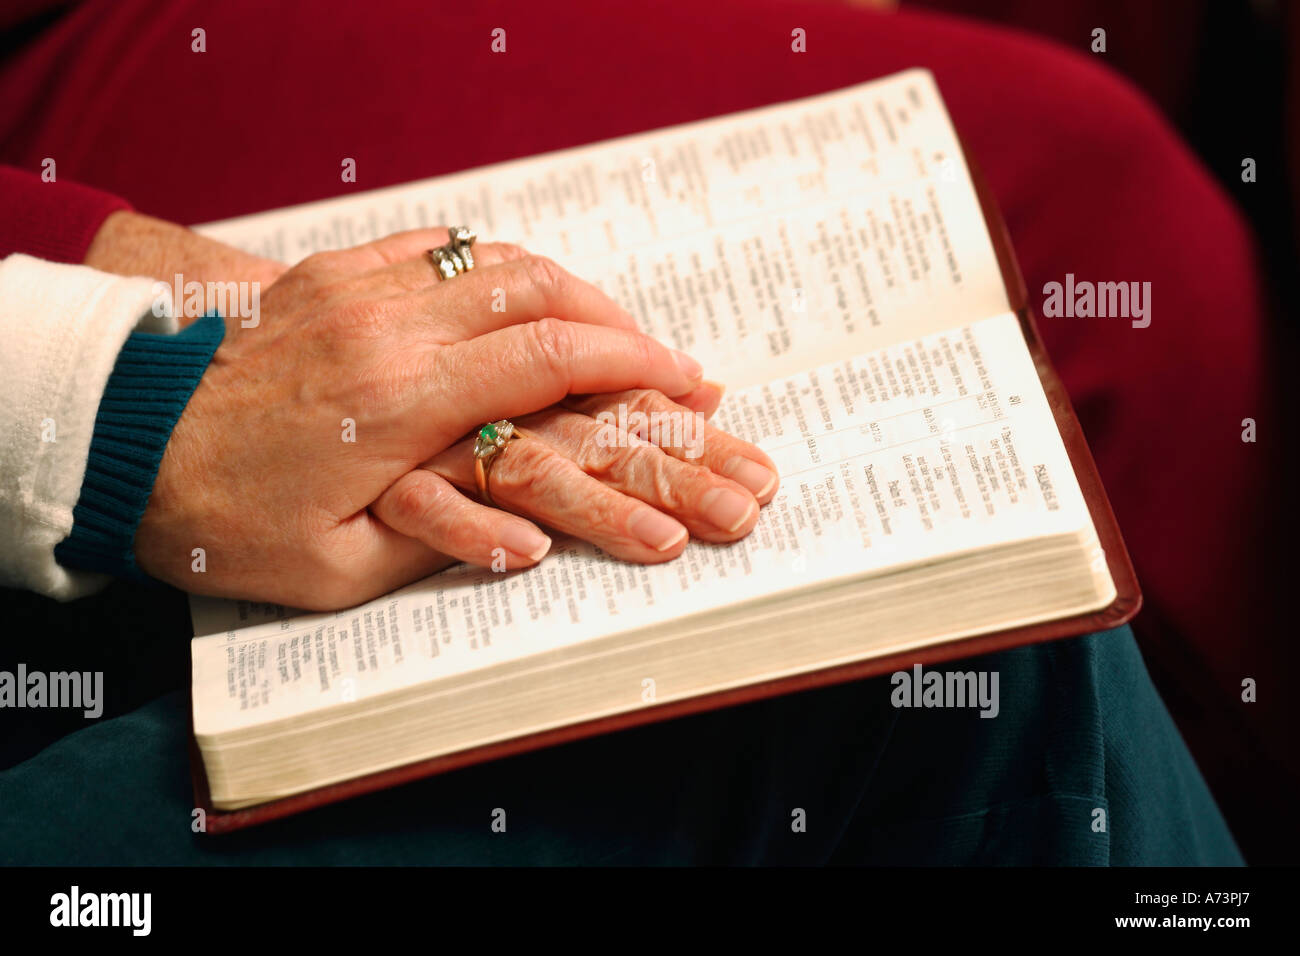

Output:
xmin=371 ymin=468 xmax=552 ymax=569
xmin=396 ymin=254 xmax=639 ymax=337
xmin=423 ymin=319 xmax=704 ymax=439
xmin=518 ymin=410 xmax=762 ymax=542
xmin=640 ymin=380 xmax=725 ymax=419
xmin=564 ymin=390 xmax=779 ymax=503
xmin=425 ymin=432 xmax=690 ymax=563
xmin=309 ymin=511 xmax=457 ymax=611
xmin=361 ymin=239 xmax=530 ymax=294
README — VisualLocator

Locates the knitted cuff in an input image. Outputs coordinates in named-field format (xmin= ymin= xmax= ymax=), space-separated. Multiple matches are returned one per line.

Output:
xmin=54 ymin=312 xmax=225 ymax=581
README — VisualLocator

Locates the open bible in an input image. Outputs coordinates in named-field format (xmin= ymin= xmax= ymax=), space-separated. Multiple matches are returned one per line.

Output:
xmin=187 ymin=68 xmax=1139 ymax=832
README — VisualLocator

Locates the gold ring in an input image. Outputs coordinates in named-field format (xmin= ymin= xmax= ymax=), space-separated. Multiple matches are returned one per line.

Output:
xmin=472 ymin=419 xmax=525 ymax=505
xmin=427 ymin=226 xmax=477 ymax=281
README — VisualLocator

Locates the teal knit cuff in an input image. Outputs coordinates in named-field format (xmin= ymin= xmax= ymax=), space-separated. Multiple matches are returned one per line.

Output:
xmin=55 ymin=311 xmax=225 ymax=581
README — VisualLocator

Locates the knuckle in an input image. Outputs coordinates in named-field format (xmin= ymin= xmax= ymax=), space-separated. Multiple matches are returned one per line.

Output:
xmin=578 ymin=429 xmax=639 ymax=480
xmin=299 ymin=249 xmax=346 ymax=274
xmin=527 ymin=316 xmax=573 ymax=378
xmin=492 ymin=439 xmax=568 ymax=500
xmin=519 ymin=254 xmax=567 ymax=298
xmin=390 ymin=476 xmax=435 ymax=527
xmin=578 ymin=430 xmax=685 ymax=508
xmin=624 ymin=388 xmax=667 ymax=419
xmin=390 ymin=476 xmax=479 ymax=554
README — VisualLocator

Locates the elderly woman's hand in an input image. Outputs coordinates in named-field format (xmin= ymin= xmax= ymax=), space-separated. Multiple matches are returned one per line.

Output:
xmin=399 ymin=388 xmax=778 ymax=563
xmin=133 ymin=229 xmax=777 ymax=610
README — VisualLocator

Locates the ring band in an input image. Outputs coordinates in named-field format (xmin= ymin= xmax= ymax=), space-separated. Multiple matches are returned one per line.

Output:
xmin=473 ymin=419 xmax=525 ymax=505
xmin=427 ymin=226 xmax=477 ymax=280
xmin=428 ymin=246 xmax=464 ymax=280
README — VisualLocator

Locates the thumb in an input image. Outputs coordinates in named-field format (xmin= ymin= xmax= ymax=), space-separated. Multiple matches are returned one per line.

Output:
xmin=371 ymin=468 xmax=553 ymax=569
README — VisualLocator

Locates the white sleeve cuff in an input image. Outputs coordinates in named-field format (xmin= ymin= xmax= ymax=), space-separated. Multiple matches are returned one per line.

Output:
xmin=0 ymin=254 xmax=176 ymax=600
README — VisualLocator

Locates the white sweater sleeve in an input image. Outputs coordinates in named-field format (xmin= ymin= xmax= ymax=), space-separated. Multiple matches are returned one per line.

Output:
xmin=0 ymin=254 xmax=176 ymax=600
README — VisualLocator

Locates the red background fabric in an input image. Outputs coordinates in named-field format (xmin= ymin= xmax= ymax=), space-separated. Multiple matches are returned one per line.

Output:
xmin=0 ymin=0 xmax=1287 ymax=856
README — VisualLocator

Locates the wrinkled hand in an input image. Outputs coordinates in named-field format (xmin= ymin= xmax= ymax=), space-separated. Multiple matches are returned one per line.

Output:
xmin=404 ymin=389 xmax=778 ymax=561
xmin=134 ymin=229 xmax=776 ymax=610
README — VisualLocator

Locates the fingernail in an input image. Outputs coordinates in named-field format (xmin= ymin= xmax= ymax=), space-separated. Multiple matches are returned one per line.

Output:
xmin=672 ymin=350 xmax=704 ymax=383
xmin=723 ymin=456 xmax=778 ymax=498
xmin=700 ymin=486 xmax=757 ymax=533
xmin=499 ymin=523 xmax=551 ymax=563
xmin=702 ymin=379 xmax=727 ymax=398
xmin=628 ymin=507 xmax=688 ymax=552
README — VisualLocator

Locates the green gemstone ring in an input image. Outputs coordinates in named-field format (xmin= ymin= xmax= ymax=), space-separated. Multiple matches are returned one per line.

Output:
xmin=473 ymin=419 xmax=522 ymax=505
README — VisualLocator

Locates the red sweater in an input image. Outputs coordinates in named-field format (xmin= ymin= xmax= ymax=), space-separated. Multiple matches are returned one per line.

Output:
xmin=0 ymin=165 xmax=129 ymax=263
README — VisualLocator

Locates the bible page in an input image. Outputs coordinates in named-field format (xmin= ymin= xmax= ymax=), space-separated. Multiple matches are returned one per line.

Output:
xmin=197 ymin=68 xmax=1009 ymax=388
xmin=191 ymin=311 xmax=1101 ymax=736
